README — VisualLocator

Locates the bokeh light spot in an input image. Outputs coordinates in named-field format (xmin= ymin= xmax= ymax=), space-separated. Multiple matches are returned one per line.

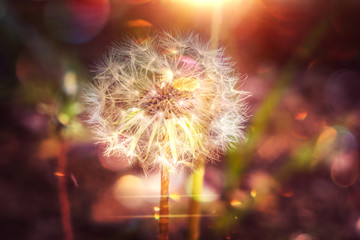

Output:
xmin=316 ymin=126 xmax=359 ymax=188
xmin=44 ymin=0 xmax=110 ymax=44
xmin=54 ymin=172 xmax=65 ymax=177
xmin=314 ymin=126 xmax=337 ymax=159
xmin=126 ymin=19 xmax=152 ymax=27
xmin=247 ymin=171 xmax=276 ymax=199
xmin=295 ymin=112 xmax=307 ymax=121
xmin=250 ymin=189 xmax=256 ymax=198
xmin=230 ymin=190 xmax=249 ymax=210
xmin=355 ymin=217 xmax=360 ymax=237
xmin=63 ymin=71 xmax=78 ymax=95
xmin=282 ymin=191 xmax=294 ymax=198
xmin=113 ymin=175 xmax=145 ymax=208
xmin=58 ymin=113 xmax=70 ymax=126
xmin=258 ymin=135 xmax=289 ymax=161
xmin=331 ymin=151 xmax=359 ymax=188
xmin=292 ymin=233 xmax=312 ymax=240
xmin=325 ymin=71 xmax=360 ymax=112
xmin=230 ymin=200 xmax=242 ymax=207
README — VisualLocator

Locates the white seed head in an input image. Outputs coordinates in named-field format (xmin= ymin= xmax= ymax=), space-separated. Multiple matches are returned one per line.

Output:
xmin=83 ymin=32 xmax=249 ymax=173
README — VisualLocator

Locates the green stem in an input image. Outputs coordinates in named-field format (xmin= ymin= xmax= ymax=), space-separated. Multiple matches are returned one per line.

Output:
xmin=188 ymin=159 xmax=205 ymax=240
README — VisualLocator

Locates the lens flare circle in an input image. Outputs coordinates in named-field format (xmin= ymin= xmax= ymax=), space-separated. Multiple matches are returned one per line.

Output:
xmin=44 ymin=0 xmax=110 ymax=44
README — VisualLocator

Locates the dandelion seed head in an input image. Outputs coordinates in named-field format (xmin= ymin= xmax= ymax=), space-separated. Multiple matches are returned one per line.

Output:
xmin=83 ymin=32 xmax=249 ymax=172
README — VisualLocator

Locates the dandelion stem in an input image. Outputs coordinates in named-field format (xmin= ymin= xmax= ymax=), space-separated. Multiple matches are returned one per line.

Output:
xmin=159 ymin=167 xmax=170 ymax=240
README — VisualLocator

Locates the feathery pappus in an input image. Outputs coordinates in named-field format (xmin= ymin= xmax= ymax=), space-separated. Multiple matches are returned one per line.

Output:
xmin=83 ymin=32 xmax=249 ymax=172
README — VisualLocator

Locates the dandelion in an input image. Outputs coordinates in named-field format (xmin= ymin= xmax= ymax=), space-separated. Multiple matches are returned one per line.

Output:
xmin=83 ymin=32 xmax=249 ymax=240
xmin=84 ymin=32 xmax=248 ymax=172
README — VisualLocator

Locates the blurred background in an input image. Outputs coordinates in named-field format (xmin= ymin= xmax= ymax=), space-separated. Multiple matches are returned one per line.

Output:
xmin=1 ymin=0 xmax=360 ymax=239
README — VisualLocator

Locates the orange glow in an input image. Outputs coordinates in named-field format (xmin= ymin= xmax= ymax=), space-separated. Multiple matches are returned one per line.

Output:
xmin=154 ymin=213 xmax=160 ymax=220
xmin=230 ymin=200 xmax=242 ymax=206
xmin=54 ymin=172 xmax=65 ymax=177
xmin=128 ymin=0 xmax=153 ymax=5
xmin=250 ymin=190 xmax=256 ymax=198
xmin=295 ymin=112 xmax=307 ymax=120
xmin=172 ymin=0 xmax=240 ymax=4
xmin=154 ymin=206 xmax=160 ymax=211
xmin=282 ymin=191 xmax=294 ymax=198
xmin=126 ymin=19 xmax=152 ymax=27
